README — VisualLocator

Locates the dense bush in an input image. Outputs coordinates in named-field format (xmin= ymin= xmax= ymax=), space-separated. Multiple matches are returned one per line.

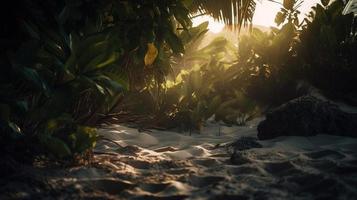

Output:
xmin=0 ymin=0 xmax=192 ymax=158
xmin=297 ymin=0 xmax=357 ymax=103
xmin=122 ymin=0 xmax=356 ymax=131
xmin=234 ymin=0 xmax=356 ymax=107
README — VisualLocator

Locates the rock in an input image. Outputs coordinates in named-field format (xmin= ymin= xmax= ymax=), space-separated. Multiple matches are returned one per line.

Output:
xmin=230 ymin=151 xmax=251 ymax=165
xmin=258 ymin=96 xmax=357 ymax=140
xmin=228 ymin=137 xmax=262 ymax=152
xmin=228 ymin=137 xmax=262 ymax=165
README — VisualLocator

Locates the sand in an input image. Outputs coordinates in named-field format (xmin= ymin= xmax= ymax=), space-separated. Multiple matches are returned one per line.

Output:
xmin=84 ymin=115 xmax=357 ymax=200
xmin=1 ymin=116 xmax=356 ymax=199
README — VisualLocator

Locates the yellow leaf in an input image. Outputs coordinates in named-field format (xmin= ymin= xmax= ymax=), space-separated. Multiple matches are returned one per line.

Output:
xmin=144 ymin=43 xmax=158 ymax=66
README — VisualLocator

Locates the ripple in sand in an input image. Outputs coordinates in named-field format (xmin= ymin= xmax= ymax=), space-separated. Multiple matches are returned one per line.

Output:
xmin=154 ymin=146 xmax=179 ymax=153
xmin=164 ymin=168 xmax=195 ymax=175
xmin=120 ymin=158 xmax=152 ymax=169
xmin=131 ymin=194 xmax=189 ymax=200
xmin=187 ymin=175 xmax=226 ymax=188
xmin=263 ymin=161 xmax=303 ymax=176
xmin=79 ymin=178 xmax=134 ymax=195
xmin=304 ymin=149 xmax=346 ymax=160
xmin=138 ymin=183 xmax=171 ymax=193
xmin=227 ymin=165 xmax=265 ymax=176
xmin=116 ymin=145 xmax=142 ymax=155
xmin=191 ymin=158 xmax=221 ymax=167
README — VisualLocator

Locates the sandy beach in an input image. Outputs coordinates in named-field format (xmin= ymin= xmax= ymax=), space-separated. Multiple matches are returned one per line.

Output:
xmin=1 ymin=115 xmax=357 ymax=199
xmin=17 ymin=115 xmax=353 ymax=200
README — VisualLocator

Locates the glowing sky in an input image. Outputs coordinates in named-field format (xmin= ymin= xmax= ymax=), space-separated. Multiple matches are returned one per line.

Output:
xmin=253 ymin=0 xmax=321 ymax=27
xmin=192 ymin=0 xmax=322 ymax=33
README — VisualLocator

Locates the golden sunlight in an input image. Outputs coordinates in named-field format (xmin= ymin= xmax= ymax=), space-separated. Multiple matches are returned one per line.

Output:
xmin=193 ymin=0 xmax=322 ymax=32
xmin=253 ymin=0 xmax=321 ymax=27
xmin=192 ymin=15 xmax=225 ymax=33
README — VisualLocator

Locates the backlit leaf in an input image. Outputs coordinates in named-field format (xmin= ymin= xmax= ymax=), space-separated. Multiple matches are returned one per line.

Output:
xmin=144 ymin=43 xmax=158 ymax=66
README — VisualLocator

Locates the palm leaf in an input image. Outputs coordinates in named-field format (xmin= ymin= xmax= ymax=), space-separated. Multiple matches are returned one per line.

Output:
xmin=189 ymin=0 xmax=257 ymax=30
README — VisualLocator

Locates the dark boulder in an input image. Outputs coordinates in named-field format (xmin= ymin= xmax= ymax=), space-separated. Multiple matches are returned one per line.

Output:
xmin=228 ymin=137 xmax=262 ymax=165
xmin=230 ymin=151 xmax=251 ymax=165
xmin=228 ymin=136 xmax=262 ymax=152
xmin=257 ymin=96 xmax=357 ymax=140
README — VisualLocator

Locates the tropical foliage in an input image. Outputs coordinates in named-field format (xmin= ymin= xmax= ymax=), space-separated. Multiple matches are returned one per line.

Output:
xmin=189 ymin=0 xmax=257 ymax=29
xmin=1 ymin=0 xmax=355 ymax=160
xmin=222 ymin=0 xmax=356 ymax=110
xmin=118 ymin=0 xmax=356 ymax=131
xmin=297 ymin=0 xmax=357 ymax=103
xmin=0 ymin=0 xmax=192 ymax=158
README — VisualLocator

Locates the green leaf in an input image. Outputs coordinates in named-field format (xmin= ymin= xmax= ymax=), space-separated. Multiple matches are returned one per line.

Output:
xmin=78 ymin=76 xmax=106 ymax=95
xmin=180 ymin=21 xmax=209 ymax=44
xmin=77 ymin=40 xmax=109 ymax=69
xmin=104 ymin=72 xmax=129 ymax=91
xmin=7 ymin=122 xmax=24 ymax=139
xmin=29 ymin=88 xmax=73 ymax=122
xmin=73 ymin=126 xmax=97 ymax=153
xmin=94 ymin=75 xmax=125 ymax=94
xmin=171 ymin=4 xmax=192 ymax=30
xmin=44 ymin=137 xmax=72 ymax=158
xmin=77 ymin=34 xmax=109 ymax=53
xmin=20 ymin=67 xmax=49 ymax=93
xmin=85 ymin=52 xmax=118 ymax=72
xmin=166 ymin=31 xmax=184 ymax=54
xmin=182 ymin=0 xmax=193 ymax=7
xmin=43 ymin=37 xmax=66 ymax=62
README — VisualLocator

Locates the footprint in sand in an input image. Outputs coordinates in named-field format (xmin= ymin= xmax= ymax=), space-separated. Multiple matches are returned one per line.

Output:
xmin=79 ymin=178 xmax=134 ymax=195
xmin=187 ymin=175 xmax=226 ymax=188
xmin=138 ymin=183 xmax=171 ymax=193
xmin=263 ymin=161 xmax=303 ymax=176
